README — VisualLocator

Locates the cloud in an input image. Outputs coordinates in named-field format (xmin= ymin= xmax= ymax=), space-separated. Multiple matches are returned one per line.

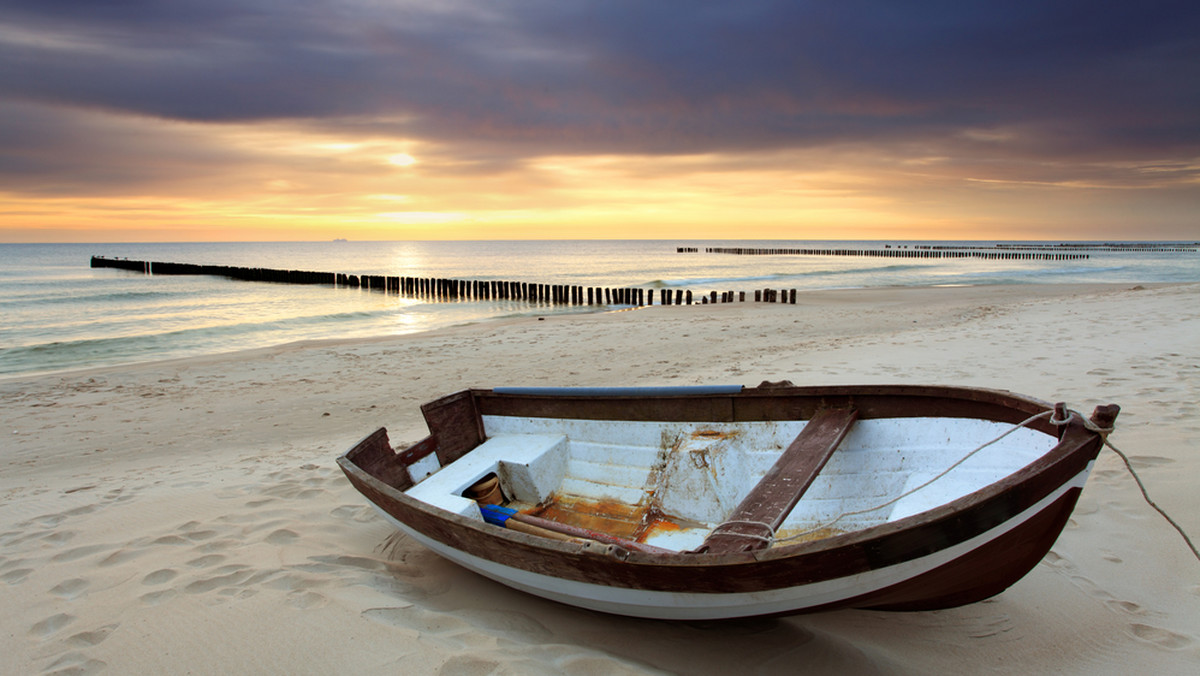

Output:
xmin=1 ymin=0 xmax=1196 ymax=160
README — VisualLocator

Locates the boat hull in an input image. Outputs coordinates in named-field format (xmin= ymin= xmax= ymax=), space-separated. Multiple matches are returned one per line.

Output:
xmin=368 ymin=469 xmax=1088 ymax=619
xmin=338 ymin=385 xmax=1112 ymax=619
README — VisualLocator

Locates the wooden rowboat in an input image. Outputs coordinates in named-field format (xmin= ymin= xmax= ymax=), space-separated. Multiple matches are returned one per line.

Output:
xmin=337 ymin=383 xmax=1118 ymax=620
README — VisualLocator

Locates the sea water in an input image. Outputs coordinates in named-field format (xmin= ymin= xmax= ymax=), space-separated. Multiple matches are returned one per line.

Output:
xmin=2 ymin=240 xmax=1196 ymax=379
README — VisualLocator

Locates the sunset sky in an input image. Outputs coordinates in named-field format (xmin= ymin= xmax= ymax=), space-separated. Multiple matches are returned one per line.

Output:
xmin=1 ymin=1 xmax=1197 ymax=242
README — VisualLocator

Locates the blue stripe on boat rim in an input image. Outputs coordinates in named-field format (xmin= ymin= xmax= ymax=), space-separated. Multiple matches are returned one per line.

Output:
xmin=491 ymin=385 xmax=744 ymax=397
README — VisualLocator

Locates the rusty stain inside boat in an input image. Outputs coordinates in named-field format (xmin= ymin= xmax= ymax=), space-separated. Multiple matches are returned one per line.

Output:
xmin=643 ymin=518 xmax=683 ymax=541
xmin=524 ymin=493 xmax=694 ymax=543
xmin=526 ymin=494 xmax=643 ymax=539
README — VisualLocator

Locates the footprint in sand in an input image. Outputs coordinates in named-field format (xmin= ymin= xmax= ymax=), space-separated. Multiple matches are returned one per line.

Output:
xmin=363 ymin=606 xmax=468 ymax=637
xmin=182 ymin=565 xmax=256 ymax=594
xmin=1039 ymin=550 xmax=1070 ymax=569
xmin=264 ymin=528 xmax=299 ymax=545
xmin=49 ymin=578 xmax=90 ymax=600
xmin=181 ymin=529 xmax=218 ymax=542
xmin=1127 ymin=455 xmax=1175 ymax=469
xmin=41 ymin=530 xmax=77 ymax=545
xmin=51 ymin=544 xmax=109 ymax=564
xmin=26 ymin=514 xmax=67 ymax=529
xmin=2 ymin=567 xmax=34 ymax=584
xmin=330 ymin=504 xmax=376 ymax=522
xmin=1090 ymin=468 xmax=1124 ymax=481
xmin=141 ymin=568 xmax=178 ymax=585
xmin=43 ymin=652 xmax=107 ymax=676
xmin=964 ymin=614 xmax=1016 ymax=640
xmin=96 ymin=547 xmax=149 ymax=567
xmin=139 ymin=589 xmax=178 ymax=606
xmin=1128 ymin=623 xmax=1196 ymax=650
xmin=186 ymin=554 xmax=226 ymax=568
xmin=29 ymin=613 xmax=75 ymax=639
xmin=1105 ymin=599 xmax=1145 ymax=615
xmin=67 ymin=623 xmax=119 ymax=648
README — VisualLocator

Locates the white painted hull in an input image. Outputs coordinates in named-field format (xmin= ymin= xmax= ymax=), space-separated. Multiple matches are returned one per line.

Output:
xmin=373 ymin=463 xmax=1090 ymax=620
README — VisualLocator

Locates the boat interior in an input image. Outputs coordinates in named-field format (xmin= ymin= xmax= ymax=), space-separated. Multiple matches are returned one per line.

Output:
xmin=402 ymin=413 xmax=1057 ymax=552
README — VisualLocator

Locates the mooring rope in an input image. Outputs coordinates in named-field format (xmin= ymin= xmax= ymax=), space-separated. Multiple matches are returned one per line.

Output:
xmin=1101 ymin=436 xmax=1200 ymax=563
xmin=1068 ymin=412 xmax=1199 ymax=563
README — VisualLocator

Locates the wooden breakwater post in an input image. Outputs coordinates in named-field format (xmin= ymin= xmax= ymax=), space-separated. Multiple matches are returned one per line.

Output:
xmin=90 ymin=256 xmax=807 ymax=310
xmin=692 ymin=246 xmax=1091 ymax=261
xmin=90 ymin=257 xmax=656 ymax=309
xmin=751 ymin=288 xmax=797 ymax=304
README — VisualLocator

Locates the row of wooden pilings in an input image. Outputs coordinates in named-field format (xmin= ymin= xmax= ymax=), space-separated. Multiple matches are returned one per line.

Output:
xmin=89 ymin=257 xmax=800 ymax=306
xmin=921 ymin=244 xmax=1198 ymax=253
xmin=687 ymin=247 xmax=1091 ymax=261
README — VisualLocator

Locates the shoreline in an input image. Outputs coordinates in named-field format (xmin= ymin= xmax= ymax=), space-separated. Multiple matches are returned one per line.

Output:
xmin=2 ymin=282 xmax=1197 ymax=673
xmin=2 ymin=281 xmax=1177 ymax=385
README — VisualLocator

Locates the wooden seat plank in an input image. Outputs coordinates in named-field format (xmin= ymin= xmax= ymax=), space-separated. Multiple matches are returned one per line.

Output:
xmin=697 ymin=408 xmax=859 ymax=554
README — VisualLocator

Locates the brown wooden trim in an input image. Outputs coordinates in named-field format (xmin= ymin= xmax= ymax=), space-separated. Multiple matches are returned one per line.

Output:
xmin=698 ymin=407 xmax=859 ymax=553
xmin=472 ymin=384 xmax=1054 ymax=432
xmin=395 ymin=435 xmax=437 ymax=467
xmin=423 ymin=390 xmax=484 ymax=466
xmin=342 ymin=428 xmax=413 ymax=490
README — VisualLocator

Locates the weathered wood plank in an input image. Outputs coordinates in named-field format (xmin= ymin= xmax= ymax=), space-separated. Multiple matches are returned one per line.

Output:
xmin=698 ymin=407 xmax=859 ymax=554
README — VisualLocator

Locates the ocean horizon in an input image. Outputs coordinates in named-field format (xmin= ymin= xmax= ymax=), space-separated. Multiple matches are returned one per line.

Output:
xmin=3 ymin=239 xmax=1197 ymax=379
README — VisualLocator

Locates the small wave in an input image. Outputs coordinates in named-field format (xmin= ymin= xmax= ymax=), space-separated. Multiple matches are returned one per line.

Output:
xmin=791 ymin=263 xmax=932 ymax=278
xmin=648 ymin=263 xmax=931 ymax=288
xmin=962 ymin=265 xmax=1128 ymax=279
xmin=0 ymin=334 xmax=166 ymax=377
xmin=649 ymin=275 xmax=780 ymax=288
xmin=0 ymin=307 xmax=401 ymax=377
xmin=0 ymin=289 xmax=177 ymax=308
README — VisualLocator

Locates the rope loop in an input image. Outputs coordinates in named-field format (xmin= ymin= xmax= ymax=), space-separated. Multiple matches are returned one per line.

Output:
xmin=707 ymin=519 xmax=776 ymax=544
xmin=1047 ymin=405 xmax=1115 ymax=440
xmin=1082 ymin=417 xmax=1114 ymax=439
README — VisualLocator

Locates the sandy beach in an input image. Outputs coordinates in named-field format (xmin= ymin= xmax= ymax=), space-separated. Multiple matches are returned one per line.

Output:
xmin=2 ymin=282 xmax=1198 ymax=675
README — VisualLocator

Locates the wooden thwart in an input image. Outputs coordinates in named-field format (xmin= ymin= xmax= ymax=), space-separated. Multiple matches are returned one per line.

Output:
xmin=697 ymin=407 xmax=859 ymax=554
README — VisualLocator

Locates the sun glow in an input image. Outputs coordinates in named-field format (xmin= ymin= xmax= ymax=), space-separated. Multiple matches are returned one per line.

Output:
xmin=1 ymin=104 xmax=1193 ymax=243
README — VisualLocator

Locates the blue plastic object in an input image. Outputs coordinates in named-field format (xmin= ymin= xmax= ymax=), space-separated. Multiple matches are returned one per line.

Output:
xmin=479 ymin=503 xmax=518 ymax=526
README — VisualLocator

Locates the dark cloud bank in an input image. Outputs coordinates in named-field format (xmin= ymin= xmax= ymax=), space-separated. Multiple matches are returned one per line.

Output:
xmin=2 ymin=0 xmax=1197 ymax=158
